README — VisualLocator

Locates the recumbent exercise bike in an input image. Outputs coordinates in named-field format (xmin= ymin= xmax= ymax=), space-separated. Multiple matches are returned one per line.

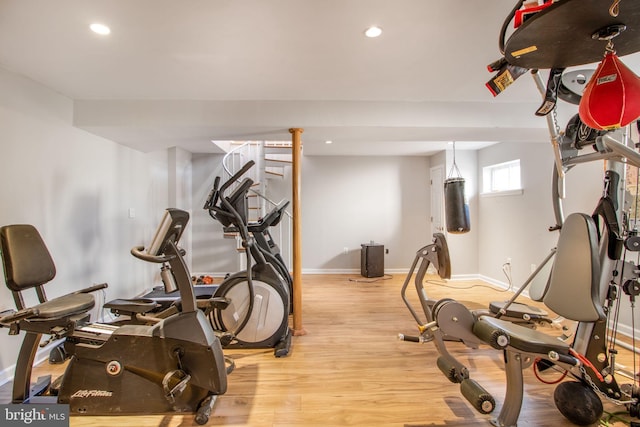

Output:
xmin=0 ymin=208 xmax=227 ymax=424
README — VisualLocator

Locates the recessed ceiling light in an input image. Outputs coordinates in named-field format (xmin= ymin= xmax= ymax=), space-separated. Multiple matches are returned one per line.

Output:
xmin=90 ymin=23 xmax=111 ymax=35
xmin=364 ymin=26 xmax=382 ymax=38
xmin=325 ymin=140 xmax=333 ymax=144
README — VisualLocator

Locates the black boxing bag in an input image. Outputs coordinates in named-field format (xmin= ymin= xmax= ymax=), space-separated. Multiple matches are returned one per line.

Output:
xmin=444 ymin=177 xmax=470 ymax=234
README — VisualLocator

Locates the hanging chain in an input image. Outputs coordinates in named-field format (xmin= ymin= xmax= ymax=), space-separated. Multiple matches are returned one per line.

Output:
xmin=447 ymin=141 xmax=462 ymax=179
xmin=452 ymin=140 xmax=457 ymax=172
xmin=552 ymin=104 xmax=561 ymax=137
xmin=579 ymin=364 xmax=636 ymax=406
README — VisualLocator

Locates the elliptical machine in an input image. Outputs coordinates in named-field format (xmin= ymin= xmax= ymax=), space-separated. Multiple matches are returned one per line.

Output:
xmin=0 ymin=209 xmax=228 ymax=424
xmin=125 ymin=163 xmax=292 ymax=357
xmin=203 ymin=160 xmax=292 ymax=357
xmin=209 ymin=194 xmax=293 ymax=313
xmin=244 ymin=199 xmax=293 ymax=310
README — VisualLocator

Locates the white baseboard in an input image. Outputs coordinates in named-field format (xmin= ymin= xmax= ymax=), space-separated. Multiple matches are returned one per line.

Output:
xmin=614 ymin=322 xmax=635 ymax=338
xmin=477 ymin=274 xmax=511 ymax=291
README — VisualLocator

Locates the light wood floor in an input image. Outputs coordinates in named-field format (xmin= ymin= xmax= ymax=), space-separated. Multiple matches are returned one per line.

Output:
xmin=31 ymin=274 xmax=638 ymax=427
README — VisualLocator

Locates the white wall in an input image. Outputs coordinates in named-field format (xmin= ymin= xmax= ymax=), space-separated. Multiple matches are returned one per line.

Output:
xmin=191 ymin=154 xmax=433 ymax=274
xmin=0 ymin=67 xmax=168 ymax=382
xmin=477 ymin=139 xmax=640 ymax=338
xmin=191 ymin=153 xmax=239 ymax=275
xmin=300 ymin=155 xmax=431 ymax=273
xmin=168 ymin=146 xmax=193 ymax=266
xmin=477 ymin=141 xmax=603 ymax=289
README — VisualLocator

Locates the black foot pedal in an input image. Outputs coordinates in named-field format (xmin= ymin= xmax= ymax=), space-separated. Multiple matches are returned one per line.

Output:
xmin=49 ymin=343 xmax=68 ymax=364
xmin=218 ymin=332 xmax=235 ymax=347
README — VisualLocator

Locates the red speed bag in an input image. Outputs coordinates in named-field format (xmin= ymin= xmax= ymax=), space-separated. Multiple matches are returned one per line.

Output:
xmin=579 ymin=51 xmax=640 ymax=130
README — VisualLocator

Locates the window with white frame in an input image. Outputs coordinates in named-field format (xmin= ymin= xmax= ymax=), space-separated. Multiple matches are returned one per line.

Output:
xmin=482 ymin=159 xmax=522 ymax=194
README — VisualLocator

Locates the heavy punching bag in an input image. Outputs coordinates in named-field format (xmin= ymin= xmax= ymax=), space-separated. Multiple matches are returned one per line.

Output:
xmin=444 ymin=143 xmax=470 ymax=234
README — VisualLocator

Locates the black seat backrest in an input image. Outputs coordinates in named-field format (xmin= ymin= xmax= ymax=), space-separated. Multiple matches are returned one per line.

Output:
xmin=0 ymin=224 xmax=57 ymax=311
xmin=0 ymin=224 xmax=56 ymax=291
xmin=0 ymin=223 xmax=98 ymax=326
xmin=544 ymin=213 xmax=606 ymax=322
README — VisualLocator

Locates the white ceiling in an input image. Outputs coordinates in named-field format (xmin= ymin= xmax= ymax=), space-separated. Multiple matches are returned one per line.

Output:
xmin=1 ymin=0 xmax=639 ymax=155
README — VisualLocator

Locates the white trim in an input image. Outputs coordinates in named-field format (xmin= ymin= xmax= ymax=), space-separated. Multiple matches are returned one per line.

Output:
xmin=480 ymin=189 xmax=524 ymax=198
xmin=449 ymin=273 xmax=483 ymax=282
xmin=482 ymin=159 xmax=521 ymax=193
xmin=612 ymin=321 xmax=636 ymax=339
xmin=477 ymin=274 xmax=510 ymax=290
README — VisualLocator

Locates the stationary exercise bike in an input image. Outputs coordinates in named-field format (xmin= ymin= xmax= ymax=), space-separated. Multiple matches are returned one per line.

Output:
xmin=203 ymin=160 xmax=292 ymax=357
xmin=0 ymin=209 xmax=228 ymax=424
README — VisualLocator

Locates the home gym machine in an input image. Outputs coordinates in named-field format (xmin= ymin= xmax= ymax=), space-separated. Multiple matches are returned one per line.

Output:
xmin=0 ymin=208 xmax=228 ymax=424
xmin=399 ymin=1 xmax=640 ymax=425
xmin=401 ymin=206 xmax=637 ymax=426
xmin=202 ymin=160 xmax=292 ymax=357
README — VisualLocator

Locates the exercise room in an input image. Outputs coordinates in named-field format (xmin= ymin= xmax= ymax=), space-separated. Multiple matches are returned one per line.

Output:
xmin=0 ymin=1 xmax=639 ymax=426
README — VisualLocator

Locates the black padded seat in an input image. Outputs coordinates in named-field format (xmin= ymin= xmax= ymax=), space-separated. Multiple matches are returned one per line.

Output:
xmin=474 ymin=316 xmax=570 ymax=356
xmin=104 ymin=298 xmax=158 ymax=314
xmin=29 ymin=294 xmax=95 ymax=320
